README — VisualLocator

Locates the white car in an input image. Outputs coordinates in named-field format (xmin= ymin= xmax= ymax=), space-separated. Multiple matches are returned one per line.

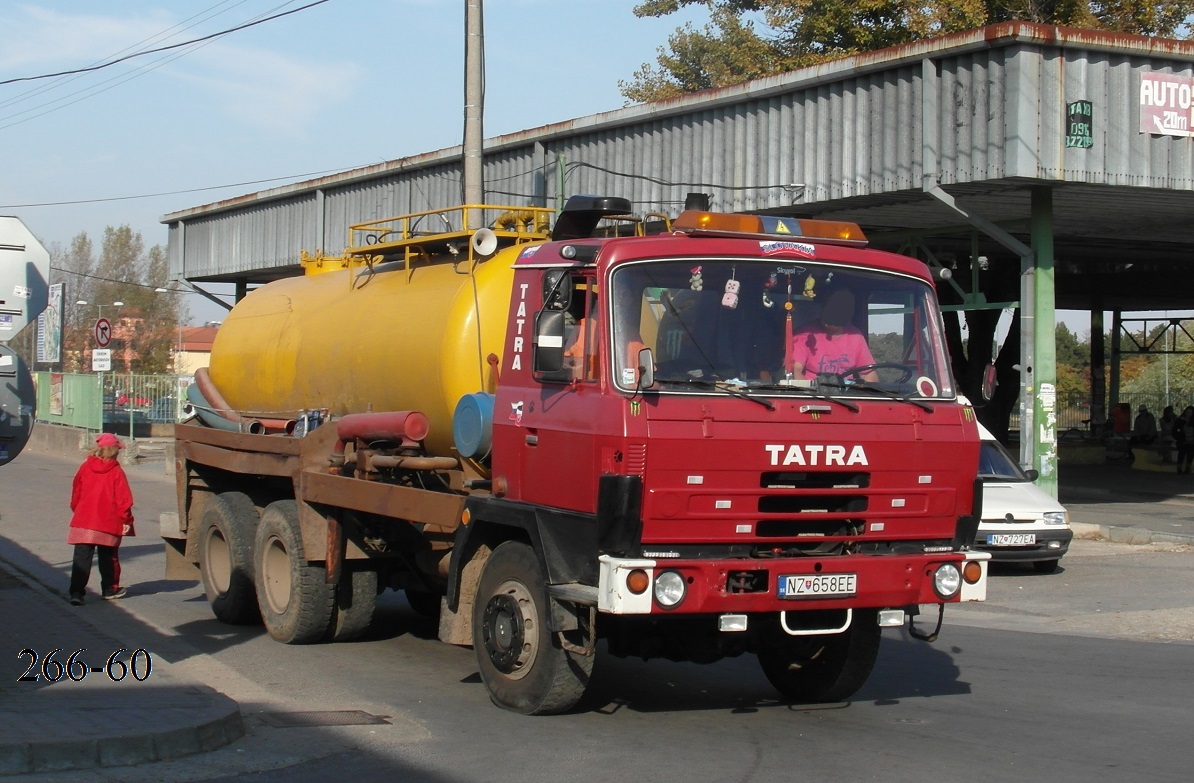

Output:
xmin=976 ymin=425 xmax=1073 ymax=573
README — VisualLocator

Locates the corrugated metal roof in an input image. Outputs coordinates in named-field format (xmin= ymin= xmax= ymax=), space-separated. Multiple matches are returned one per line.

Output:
xmin=164 ymin=22 xmax=1194 ymax=311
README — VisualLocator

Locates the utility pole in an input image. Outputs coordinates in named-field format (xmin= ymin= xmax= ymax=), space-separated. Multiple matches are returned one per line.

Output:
xmin=463 ymin=0 xmax=484 ymax=228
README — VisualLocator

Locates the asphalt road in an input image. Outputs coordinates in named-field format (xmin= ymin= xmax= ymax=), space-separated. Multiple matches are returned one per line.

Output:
xmin=2 ymin=452 xmax=1191 ymax=783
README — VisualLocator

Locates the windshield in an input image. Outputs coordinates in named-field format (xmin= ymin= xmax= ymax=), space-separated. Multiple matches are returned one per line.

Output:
xmin=609 ymin=259 xmax=955 ymax=398
xmin=979 ymin=440 xmax=1029 ymax=482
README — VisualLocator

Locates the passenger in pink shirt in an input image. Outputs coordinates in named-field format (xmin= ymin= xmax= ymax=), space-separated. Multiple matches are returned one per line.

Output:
xmin=789 ymin=289 xmax=879 ymax=382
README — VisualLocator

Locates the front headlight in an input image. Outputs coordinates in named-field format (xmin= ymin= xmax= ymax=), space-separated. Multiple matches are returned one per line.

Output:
xmin=933 ymin=563 xmax=962 ymax=599
xmin=1043 ymin=511 xmax=1069 ymax=526
xmin=653 ymin=570 xmax=687 ymax=608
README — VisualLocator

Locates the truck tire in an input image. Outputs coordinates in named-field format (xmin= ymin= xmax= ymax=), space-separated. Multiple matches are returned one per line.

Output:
xmin=757 ymin=609 xmax=881 ymax=703
xmin=253 ymin=500 xmax=334 ymax=644
xmin=326 ymin=568 xmax=378 ymax=642
xmin=199 ymin=492 xmax=260 ymax=625
xmin=472 ymin=541 xmax=593 ymax=715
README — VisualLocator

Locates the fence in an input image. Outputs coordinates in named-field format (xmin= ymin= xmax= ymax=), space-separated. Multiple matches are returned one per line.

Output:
xmin=1008 ymin=389 xmax=1194 ymax=434
xmin=35 ymin=372 xmax=193 ymax=439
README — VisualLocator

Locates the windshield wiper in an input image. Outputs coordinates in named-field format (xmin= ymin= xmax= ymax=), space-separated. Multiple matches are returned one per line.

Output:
xmin=750 ymin=383 xmax=859 ymax=412
xmin=817 ymin=380 xmax=934 ymax=412
xmin=663 ymin=378 xmax=776 ymax=411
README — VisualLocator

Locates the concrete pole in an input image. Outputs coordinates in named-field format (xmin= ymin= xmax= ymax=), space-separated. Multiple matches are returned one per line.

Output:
xmin=464 ymin=0 xmax=484 ymax=228
xmin=1090 ymin=308 xmax=1106 ymax=430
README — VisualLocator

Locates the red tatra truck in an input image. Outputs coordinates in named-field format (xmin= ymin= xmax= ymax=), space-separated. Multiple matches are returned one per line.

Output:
xmin=164 ymin=196 xmax=989 ymax=714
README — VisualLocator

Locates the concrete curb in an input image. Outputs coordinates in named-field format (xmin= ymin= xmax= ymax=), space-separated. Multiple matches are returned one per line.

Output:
xmin=0 ymin=711 xmax=244 ymax=776
xmin=1071 ymin=521 xmax=1194 ymax=547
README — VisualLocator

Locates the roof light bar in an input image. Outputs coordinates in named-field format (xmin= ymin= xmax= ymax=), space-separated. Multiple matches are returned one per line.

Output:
xmin=671 ymin=210 xmax=867 ymax=244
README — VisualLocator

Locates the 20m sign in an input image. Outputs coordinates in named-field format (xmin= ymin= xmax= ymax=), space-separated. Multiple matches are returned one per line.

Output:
xmin=1140 ymin=72 xmax=1194 ymax=137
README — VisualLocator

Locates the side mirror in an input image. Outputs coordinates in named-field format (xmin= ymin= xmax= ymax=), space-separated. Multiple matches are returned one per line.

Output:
xmin=542 ymin=270 xmax=572 ymax=311
xmin=1024 ymin=468 xmax=1040 ymax=482
xmin=637 ymin=347 xmax=655 ymax=389
xmin=534 ymin=310 xmax=567 ymax=375
xmin=981 ymin=363 xmax=998 ymax=402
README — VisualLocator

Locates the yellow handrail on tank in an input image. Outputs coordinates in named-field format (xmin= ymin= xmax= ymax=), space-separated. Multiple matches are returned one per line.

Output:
xmin=590 ymin=211 xmax=673 ymax=238
xmin=344 ymin=204 xmax=554 ymax=266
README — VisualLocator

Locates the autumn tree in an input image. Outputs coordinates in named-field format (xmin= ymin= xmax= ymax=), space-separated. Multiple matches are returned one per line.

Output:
xmin=623 ymin=1 xmax=1194 ymax=102
xmin=52 ymin=232 xmax=97 ymax=372
xmin=48 ymin=225 xmax=184 ymax=374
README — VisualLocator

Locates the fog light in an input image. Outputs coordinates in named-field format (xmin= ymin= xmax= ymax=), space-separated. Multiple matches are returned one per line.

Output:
xmin=719 ymin=614 xmax=748 ymax=632
xmin=626 ymin=569 xmax=650 ymax=595
xmin=962 ymin=561 xmax=984 ymax=584
xmin=654 ymin=570 xmax=686 ymax=607
xmin=933 ymin=563 xmax=961 ymax=599
xmin=878 ymin=609 xmax=905 ymax=627
xmin=1047 ymin=540 xmax=1061 ymax=550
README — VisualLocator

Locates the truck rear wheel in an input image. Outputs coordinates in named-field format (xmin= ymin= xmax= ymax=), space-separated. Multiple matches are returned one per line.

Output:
xmin=757 ymin=609 xmax=882 ymax=703
xmin=254 ymin=500 xmax=334 ymax=644
xmin=326 ymin=568 xmax=378 ymax=642
xmin=199 ymin=492 xmax=260 ymax=625
xmin=472 ymin=541 xmax=593 ymax=714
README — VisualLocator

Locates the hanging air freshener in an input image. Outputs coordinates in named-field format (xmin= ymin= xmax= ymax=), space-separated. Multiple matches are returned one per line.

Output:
xmin=690 ymin=265 xmax=704 ymax=291
xmin=762 ymin=272 xmax=776 ymax=308
xmin=722 ymin=268 xmax=739 ymax=308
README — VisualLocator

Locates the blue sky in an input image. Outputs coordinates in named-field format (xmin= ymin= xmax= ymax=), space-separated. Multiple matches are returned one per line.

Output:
xmin=0 ymin=0 xmax=709 ymax=322
xmin=0 ymin=0 xmax=1123 ymax=332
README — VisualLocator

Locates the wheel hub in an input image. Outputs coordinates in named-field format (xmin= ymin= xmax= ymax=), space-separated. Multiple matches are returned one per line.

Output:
xmin=482 ymin=593 xmax=524 ymax=673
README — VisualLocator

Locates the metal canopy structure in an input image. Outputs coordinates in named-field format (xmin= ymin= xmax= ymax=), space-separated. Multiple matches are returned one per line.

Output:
xmin=163 ymin=22 xmax=1194 ymax=495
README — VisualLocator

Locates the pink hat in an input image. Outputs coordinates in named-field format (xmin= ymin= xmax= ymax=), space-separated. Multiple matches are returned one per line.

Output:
xmin=96 ymin=433 xmax=125 ymax=449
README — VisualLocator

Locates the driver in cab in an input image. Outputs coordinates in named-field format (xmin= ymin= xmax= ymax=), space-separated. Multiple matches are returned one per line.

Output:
xmin=788 ymin=289 xmax=878 ymax=383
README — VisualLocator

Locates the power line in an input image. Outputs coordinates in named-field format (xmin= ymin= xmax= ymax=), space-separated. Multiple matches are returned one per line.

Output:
xmin=0 ymin=0 xmax=332 ymax=87
xmin=50 ymin=265 xmax=168 ymax=291
xmin=0 ymin=0 xmax=258 ymax=112
xmin=0 ymin=167 xmax=357 ymax=209
xmin=0 ymin=1 xmax=303 ymax=130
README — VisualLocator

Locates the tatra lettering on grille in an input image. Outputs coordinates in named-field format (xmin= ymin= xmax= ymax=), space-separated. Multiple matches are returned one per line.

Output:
xmin=765 ymin=444 xmax=869 ymax=467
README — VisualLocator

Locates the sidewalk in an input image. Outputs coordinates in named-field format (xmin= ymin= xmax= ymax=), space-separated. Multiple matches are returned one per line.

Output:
xmin=1059 ymin=460 xmax=1194 ymax=545
xmin=0 ymin=556 xmax=243 ymax=776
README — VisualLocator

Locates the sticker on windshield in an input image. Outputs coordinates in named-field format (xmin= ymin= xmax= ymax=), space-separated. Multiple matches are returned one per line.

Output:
xmin=759 ymin=241 xmax=816 ymax=258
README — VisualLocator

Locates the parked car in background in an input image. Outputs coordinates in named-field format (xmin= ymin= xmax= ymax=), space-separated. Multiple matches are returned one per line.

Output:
xmin=976 ymin=425 xmax=1073 ymax=573
xmin=147 ymin=396 xmax=179 ymax=423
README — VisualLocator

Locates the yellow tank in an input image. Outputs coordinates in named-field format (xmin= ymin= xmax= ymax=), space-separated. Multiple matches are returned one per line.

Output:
xmin=208 ymin=244 xmax=526 ymax=456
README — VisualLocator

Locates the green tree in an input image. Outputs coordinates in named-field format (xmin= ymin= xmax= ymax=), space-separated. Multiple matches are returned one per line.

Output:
xmin=623 ymin=1 xmax=1194 ymax=102
xmin=1055 ymin=322 xmax=1088 ymax=369
xmin=1054 ymin=323 xmax=1090 ymax=403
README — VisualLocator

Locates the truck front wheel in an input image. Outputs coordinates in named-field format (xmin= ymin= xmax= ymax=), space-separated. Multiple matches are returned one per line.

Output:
xmin=199 ymin=492 xmax=260 ymax=625
xmin=757 ymin=608 xmax=882 ymax=703
xmin=472 ymin=541 xmax=593 ymax=715
xmin=254 ymin=500 xmax=334 ymax=644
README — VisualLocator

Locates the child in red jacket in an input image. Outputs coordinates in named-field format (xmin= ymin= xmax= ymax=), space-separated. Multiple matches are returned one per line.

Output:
xmin=67 ymin=433 xmax=135 ymax=605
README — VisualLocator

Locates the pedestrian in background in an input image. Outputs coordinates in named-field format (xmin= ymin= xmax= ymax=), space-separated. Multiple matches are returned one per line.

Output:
xmin=1112 ymin=402 xmax=1132 ymax=435
xmin=1175 ymin=406 xmax=1194 ymax=474
xmin=1132 ymin=405 xmax=1158 ymax=445
xmin=1159 ymin=405 xmax=1177 ymax=463
xmin=67 ymin=433 xmax=134 ymax=605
